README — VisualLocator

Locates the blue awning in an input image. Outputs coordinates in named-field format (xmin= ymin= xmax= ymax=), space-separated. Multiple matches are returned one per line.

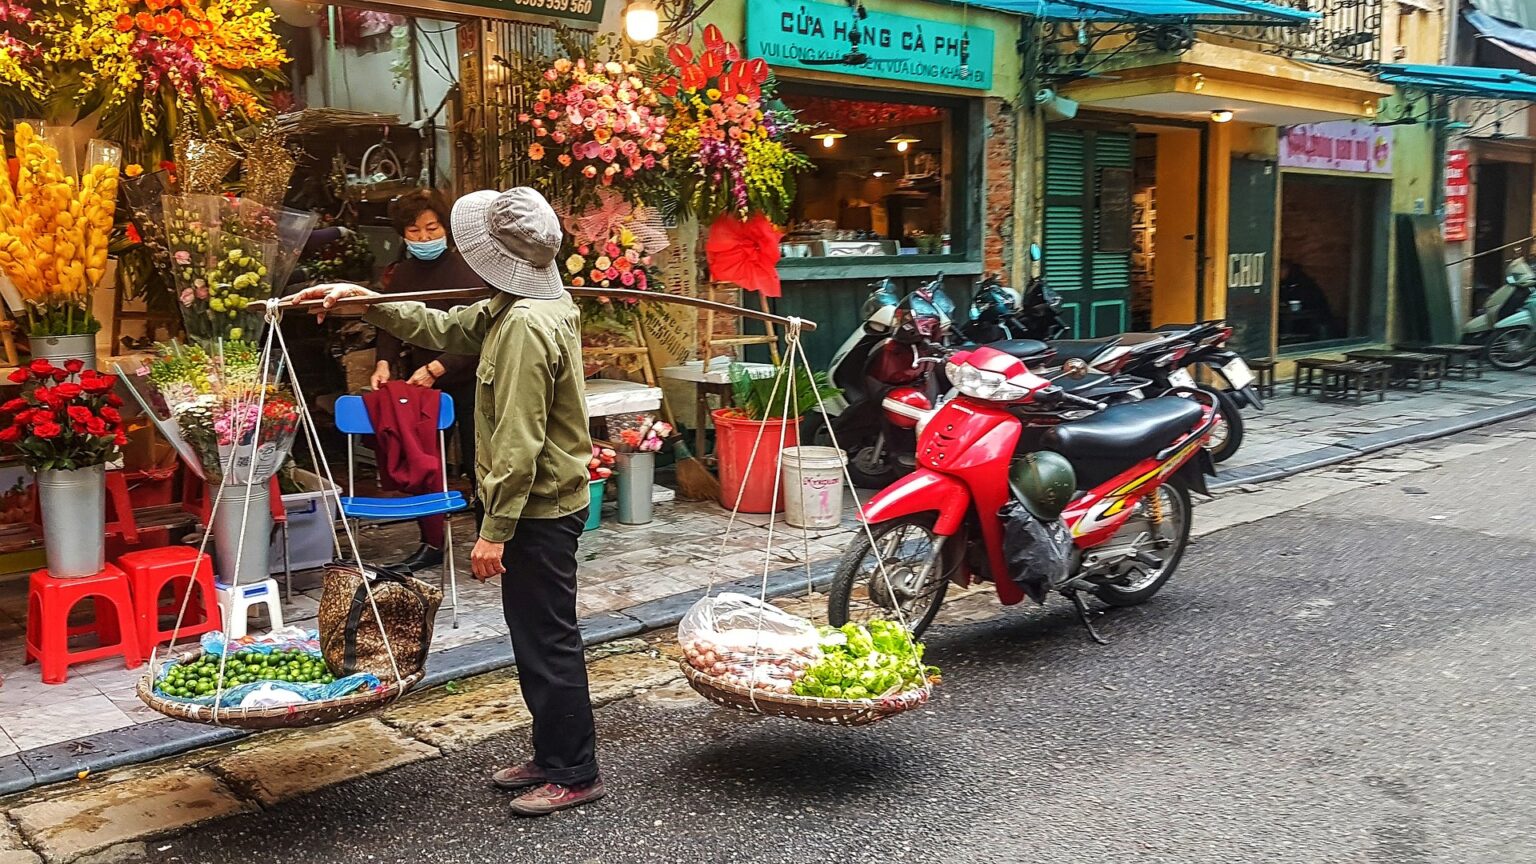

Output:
xmin=1376 ymin=62 xmax=1536 ymax=99
xmin=974 ymin=0 xmax=1319 ymax=25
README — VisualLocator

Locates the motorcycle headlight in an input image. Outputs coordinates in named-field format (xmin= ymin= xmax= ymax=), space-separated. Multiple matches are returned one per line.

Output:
xmin=951 ymin=364 xmax=1032 ymax=401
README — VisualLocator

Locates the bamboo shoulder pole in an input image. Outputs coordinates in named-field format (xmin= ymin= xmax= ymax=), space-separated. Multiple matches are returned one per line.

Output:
xmin=269 ymin=286 xmax=816 ymax=332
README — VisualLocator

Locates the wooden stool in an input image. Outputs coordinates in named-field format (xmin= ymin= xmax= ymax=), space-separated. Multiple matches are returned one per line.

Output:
xmin=1401 ymin=344 xmax=1484 ymax=380
xmin=1292 ymin=358 xmax=1335 ymax=397
xmin=1248 ymin=358 xmax=1278 ymax=399
xmin=1319 ymin=361 xmax=1390 ymax=404
xmin=118 ymin=547 xmax=222 ymax=656
xmin=24 ymin=564 xmax=142 ymax=683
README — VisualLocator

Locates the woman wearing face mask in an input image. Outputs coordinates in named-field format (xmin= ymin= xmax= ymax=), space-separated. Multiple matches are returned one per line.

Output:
xmin=373 ymin=189 xmax=486 ymax=573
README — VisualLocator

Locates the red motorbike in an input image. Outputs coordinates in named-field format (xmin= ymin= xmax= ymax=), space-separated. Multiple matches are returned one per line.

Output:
xmin=828 ymin=345 xmax=1218 ymax=640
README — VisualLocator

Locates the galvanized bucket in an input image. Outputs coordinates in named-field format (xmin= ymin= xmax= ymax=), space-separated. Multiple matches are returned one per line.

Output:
xmin=36 ymin=465 xmax=106 ymax=577
xmin=211 ymin=482 xmax=274 ymax=587
xmin=615 ymin=452 xmax=655 ymax=525
xmin=29 ymin=334 xmax=97 ymax=373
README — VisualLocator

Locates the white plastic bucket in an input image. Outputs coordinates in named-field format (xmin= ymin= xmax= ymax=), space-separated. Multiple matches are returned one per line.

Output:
xmin=780 ymin=446 xmax=849 ymax=530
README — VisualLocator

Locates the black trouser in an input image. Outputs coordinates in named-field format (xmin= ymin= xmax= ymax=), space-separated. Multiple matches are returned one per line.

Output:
xmin=500 ymin=510 xmax=598 ymax=785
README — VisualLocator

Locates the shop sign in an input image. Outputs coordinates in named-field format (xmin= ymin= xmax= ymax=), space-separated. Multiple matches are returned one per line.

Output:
xmin=1444 ymin=149 xmax=1470 ymax=243
xmin=1279 ymin=121 xmax=1393 ymax=175
xmin=745 ymin=0 xmax=993 ymax=90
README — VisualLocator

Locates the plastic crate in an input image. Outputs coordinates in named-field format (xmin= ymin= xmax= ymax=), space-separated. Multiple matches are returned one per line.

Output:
xmin=269 ymin=470 xmax=340 ymax=574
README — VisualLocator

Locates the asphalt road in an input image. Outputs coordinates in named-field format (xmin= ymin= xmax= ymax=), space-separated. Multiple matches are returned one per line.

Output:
xmin=161 ymin=424 xmax=1536 ymax=864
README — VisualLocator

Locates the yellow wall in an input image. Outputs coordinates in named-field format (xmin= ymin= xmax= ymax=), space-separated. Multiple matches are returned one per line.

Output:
xmin=1153 ymin=128 xmax=1201 ymax=325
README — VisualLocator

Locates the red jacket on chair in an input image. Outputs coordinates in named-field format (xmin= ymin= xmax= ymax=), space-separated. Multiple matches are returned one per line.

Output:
xmin=361 ymin=381 xmax=442 ymax=495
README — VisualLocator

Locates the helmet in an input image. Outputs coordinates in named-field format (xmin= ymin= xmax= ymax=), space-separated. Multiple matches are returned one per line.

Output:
xmin=970 ymin=282 xmax=1022 ymax=323
xmin=862 ymin=280 xmax=903 ymax=334
xmin=1009 ymin=451 xmax=1077 ymax=521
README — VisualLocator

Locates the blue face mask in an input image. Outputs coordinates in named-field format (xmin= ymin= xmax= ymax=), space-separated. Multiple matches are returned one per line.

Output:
xmin=406 ymin=237 xmax=448 ymax=261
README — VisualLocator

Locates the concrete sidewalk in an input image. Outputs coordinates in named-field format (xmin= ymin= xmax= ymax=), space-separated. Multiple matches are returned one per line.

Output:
xmin=0 ymin=368 xmax=1532 ymax=800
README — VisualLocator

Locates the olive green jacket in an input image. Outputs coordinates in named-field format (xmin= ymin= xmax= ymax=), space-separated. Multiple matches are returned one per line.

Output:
xmin=365 ymin=292 xmax=592 ymax=542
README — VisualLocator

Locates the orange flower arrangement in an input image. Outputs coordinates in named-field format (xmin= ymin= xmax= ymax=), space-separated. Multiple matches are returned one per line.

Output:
xmin=37 ymin=0 xmax=287 ymax=142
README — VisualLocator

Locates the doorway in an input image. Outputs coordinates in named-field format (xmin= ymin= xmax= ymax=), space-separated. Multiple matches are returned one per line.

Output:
xmin=1278 ymin=173 xmax=1387 ymax=349
xmin=1124 ymin=126 xmax=1202 ymax=331
xmin=1472 ymin=159 xmax=1534 ymax=307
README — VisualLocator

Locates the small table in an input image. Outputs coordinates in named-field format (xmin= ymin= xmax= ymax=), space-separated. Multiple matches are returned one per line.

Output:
xmin=659 ymin=359 xmax=777 ymax=458
xmin=1343 ymin=350 xmax=1445 ymax=391
xmin=1319 ymin=361 xmax=1391 ymax=404
xmin=1398 ymin=343 xmax=1485 ymax=380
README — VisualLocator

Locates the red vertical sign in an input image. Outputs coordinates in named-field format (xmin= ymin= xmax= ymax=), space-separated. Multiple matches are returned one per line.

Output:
xmin=1444 ymin=149 xmax=1470 ymax=242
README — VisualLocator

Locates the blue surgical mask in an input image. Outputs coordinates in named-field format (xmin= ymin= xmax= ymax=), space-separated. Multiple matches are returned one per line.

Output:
xmin=406 ymin=237 xmax=448 ymax=261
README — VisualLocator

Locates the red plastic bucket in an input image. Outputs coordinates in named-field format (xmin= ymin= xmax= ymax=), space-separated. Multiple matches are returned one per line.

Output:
xmin=712 ymin=408 xmax=800 ymax=513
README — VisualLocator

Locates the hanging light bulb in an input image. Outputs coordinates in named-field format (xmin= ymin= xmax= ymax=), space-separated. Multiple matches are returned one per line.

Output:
xmin=811 ymin=130 xmax=847 ymax=148
xmin=887 ymin=134 xmax=920 ymax=153
xmin=624 ymin=0 xmax=660 ymax=43
xmin=959 ymin=31 xmax=971 ymax=80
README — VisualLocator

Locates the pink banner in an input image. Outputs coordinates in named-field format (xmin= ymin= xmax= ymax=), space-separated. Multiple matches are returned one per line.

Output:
xmin=1279 ymin=122 xmax=1394 ymax=175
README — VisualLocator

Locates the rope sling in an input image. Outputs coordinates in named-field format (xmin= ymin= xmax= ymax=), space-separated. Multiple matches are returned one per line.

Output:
xmin=137 ymin=302 xmax=422 ymax=730
xmin=678 ymin=318 xmax=938 ymax=726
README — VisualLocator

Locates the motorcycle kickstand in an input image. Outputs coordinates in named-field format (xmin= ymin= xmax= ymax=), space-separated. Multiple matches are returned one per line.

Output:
xmin=1066 ymin=591 xmax=1110 ymax=645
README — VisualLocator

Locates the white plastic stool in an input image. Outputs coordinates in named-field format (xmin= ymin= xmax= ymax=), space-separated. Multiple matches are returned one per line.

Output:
xmin=216 ymin=579 xmax=284 ymax=639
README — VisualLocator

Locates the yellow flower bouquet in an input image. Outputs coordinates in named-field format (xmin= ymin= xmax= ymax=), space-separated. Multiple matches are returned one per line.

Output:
xmin=0 ymin=123 xmax=121 ymax=336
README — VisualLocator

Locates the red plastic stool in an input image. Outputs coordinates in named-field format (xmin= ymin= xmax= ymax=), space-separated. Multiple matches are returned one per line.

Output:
xmin=24 ymin=564 xmax=142 ymax=684
xmin=118 ymin=547 xmax=222 ymax=657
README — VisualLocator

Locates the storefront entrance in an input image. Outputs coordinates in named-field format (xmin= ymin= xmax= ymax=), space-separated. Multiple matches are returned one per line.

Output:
xmin=1043 ymin=121 xmax=1204 ymax=338
xmin=1277 ymin=173 xmax=1389 ymax=350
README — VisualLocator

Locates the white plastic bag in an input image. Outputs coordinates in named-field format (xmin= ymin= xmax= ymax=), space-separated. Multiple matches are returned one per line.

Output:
xmin=238 ymin=682 xmax=307 ymax=709
xmin=677 ymin=593 xmax=822 ymax=693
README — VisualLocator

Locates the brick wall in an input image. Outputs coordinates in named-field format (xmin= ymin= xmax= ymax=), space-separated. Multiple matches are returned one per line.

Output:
xmin=983 ymin=98 xmax=1017 ymax=280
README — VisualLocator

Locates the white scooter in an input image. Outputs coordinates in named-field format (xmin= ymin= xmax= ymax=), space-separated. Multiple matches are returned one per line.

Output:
xmin=1472 ymin=256 xmax=1536 ymax=370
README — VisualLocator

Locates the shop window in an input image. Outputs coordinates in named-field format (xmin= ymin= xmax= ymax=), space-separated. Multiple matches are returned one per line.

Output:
xmin=1278 ymin=174 xmax=1385 ymax=347
xmin=777 ymin=86 xmax=971 ymax=261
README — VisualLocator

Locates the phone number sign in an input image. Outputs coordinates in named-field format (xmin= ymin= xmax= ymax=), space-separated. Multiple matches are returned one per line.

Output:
xmin=435 ymin=0 xmax=603 ymax=23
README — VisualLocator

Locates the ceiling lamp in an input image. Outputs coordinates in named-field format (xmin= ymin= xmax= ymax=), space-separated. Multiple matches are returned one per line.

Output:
xmin=887 ymin=134 xmax=921 ymax=152
xmin=1210 ymin=109 xmax=1234 ymax=123
xmin=623 ymin=0 xmax=660 ymax=43
xmin=872 ymin=170 xmax=890 ymax=178
xmin=811 ymin=130 xmax=847 ymax=148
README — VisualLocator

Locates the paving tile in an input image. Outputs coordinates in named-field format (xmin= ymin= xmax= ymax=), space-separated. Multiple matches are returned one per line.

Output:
xmin=10 ymin=765 xmax=251 ymax=862
xmin=209 ymin=718 xmax=439 ymax=806
xmin=0 ymin=695 xmax=134 ymax=752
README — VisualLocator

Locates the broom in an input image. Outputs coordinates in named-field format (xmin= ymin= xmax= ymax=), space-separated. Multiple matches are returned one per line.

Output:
xmin=658 ymin=394 xmax=720 ymax=502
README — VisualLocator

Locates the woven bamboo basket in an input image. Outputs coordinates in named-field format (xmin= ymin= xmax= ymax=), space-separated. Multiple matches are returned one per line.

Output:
xmin=679 ymin=662 xmax=931 ymax=727
xmin=137 ymin=646 xmax=422 ymax=731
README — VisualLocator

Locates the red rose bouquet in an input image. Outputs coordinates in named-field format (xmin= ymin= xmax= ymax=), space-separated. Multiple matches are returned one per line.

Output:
xmin=0 ymin=359 xmax=126 ymax=471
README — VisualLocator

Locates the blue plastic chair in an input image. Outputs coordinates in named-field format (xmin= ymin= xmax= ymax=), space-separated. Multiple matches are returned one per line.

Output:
xmin=334 ymin=392 xmax=468 ymax=627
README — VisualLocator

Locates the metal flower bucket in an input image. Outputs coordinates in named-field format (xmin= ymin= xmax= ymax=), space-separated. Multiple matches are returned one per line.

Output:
xmin=36 ymin=464 xmax=106 ymax=577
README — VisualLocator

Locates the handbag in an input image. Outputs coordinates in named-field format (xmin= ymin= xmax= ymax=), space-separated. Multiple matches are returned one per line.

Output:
xmin=318 ymin=560 xmax=443 ymax=679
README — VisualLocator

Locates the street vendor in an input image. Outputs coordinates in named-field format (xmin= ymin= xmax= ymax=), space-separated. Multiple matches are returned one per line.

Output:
xmin=297 ymin=187 xmax=603 ymax=817
xmin=371 ymin=189 xmax=487 ymax=574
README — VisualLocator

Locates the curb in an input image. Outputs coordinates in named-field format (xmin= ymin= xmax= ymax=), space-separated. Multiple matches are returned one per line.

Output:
xmin=0 ymin=558 xmax=840 ymax=799
xmin=4 ymin=396 xmax=1533 ymax=800
xmin=1208 ymin=396 xmax=1536 ymax=491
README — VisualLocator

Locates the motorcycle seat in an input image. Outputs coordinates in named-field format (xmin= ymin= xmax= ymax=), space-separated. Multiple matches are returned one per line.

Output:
xmin=990 ymin=338 xmax=1051 ymax=359
xmin=952 ymin=339 xmax=1052 ymax=359
xmin=1041 ymin=397 xmax=1203 ymax=488
xmin=1048 ymin=338 xmax=1120 ymax=364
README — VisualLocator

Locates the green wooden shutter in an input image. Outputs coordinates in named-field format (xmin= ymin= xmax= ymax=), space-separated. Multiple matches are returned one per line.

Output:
xmin=1041 ymin=127 xmax=1133 ymax=338
xmin=1089 ymin=133 xmax=1132 ymax=336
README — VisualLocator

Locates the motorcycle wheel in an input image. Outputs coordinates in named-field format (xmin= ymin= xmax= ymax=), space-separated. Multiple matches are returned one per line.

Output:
xmin=803 ymin=412 xmax=906 ymax=489
xmin=1485 ymin=325 xmax=1536 ymax=371
xmin=1090 ymin=479 xmax=1192 ymax=608
xmin=828 ymin=515 xmax=955 ymax=638
xmin=1199 ymin=385 xmax=1245 ymax=464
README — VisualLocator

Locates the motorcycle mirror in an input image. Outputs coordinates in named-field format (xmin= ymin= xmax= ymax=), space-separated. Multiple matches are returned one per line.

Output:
xmin=1063 ymin=357 xmax=1090 ymax=379
xmin=1030 ymin=243 xmax=1041 ymax=262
